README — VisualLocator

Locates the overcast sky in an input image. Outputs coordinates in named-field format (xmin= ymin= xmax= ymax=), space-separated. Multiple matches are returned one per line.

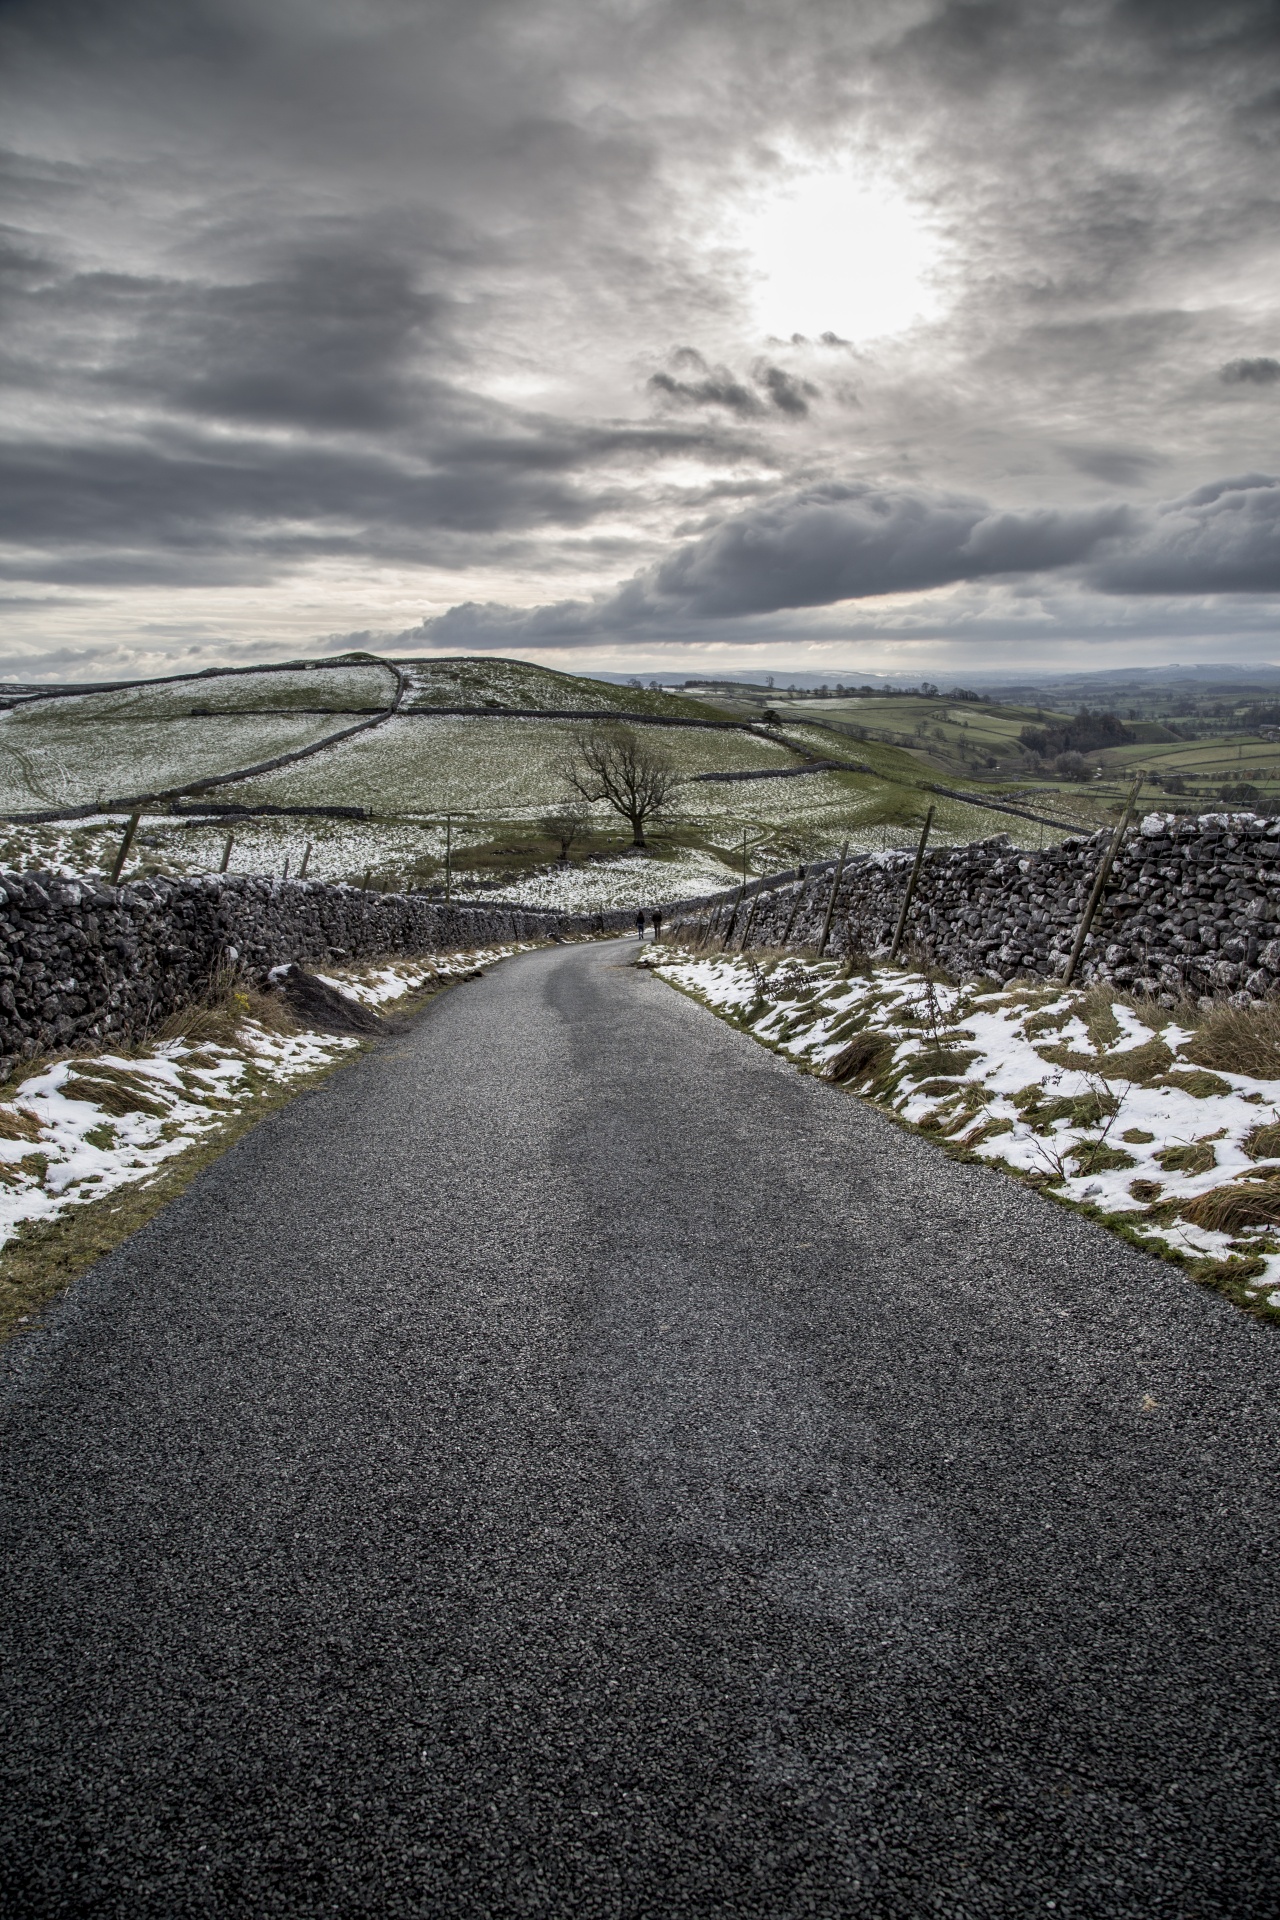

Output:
xmin=2 ymin=0 xmax=1278 ymax=682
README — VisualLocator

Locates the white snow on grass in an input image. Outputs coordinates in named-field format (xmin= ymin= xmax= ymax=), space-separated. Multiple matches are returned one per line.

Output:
xmin=654 ymin=949 xmax=1280 ymax=1316
xmin=309 ymin=945 xmax=534 ymax=1008
xmin=0 ymin=946 xmax=525 ymax=1252
xmin=452 ymin=848 xmax=739 ymax=912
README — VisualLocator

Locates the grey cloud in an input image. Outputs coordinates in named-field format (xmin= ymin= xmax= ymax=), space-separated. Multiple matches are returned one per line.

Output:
xmin=622 ymin=475 xmax=1280 ymax=618
xmin=648 ymin=362 xmax=763 ymax=417
xmin=1221 ymin=357 xmax=1280 ymax=385
xmin=1060 ymin=444 xmax=1160 ymax=486
xmin=1091 ymin=474 xmax=1280 ymax=593
xmin=0 ymin=401 xmax=766 ymax=585
xmin=168 ymin=249 xmax=447 ymax=432
xmin=648 ymin=350 xmax=817 ymax=421
xmin=612 ymin=482 xmax=1131 ymax=620
xmin=754 ymin=364 xmax=817 ymax=417
xmin=412 ymin=473 xmax=1280 ymax=645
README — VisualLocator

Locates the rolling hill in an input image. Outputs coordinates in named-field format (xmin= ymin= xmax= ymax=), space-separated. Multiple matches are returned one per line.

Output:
xmin=0 ymin=653 xmax=1116 ymax=905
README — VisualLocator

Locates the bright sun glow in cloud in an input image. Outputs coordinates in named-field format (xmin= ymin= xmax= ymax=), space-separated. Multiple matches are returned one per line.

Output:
xmin=738 ymin=170 xmax=941 ymax=342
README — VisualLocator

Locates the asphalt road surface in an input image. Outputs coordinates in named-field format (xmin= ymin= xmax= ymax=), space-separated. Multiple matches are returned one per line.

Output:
xmin=3 ymin=939 xmax=1279 ymax=1918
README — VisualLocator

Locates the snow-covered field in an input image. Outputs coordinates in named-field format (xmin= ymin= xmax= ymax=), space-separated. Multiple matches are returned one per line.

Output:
xmin=0 ymin=710 xmax=351 ymax=813
xmin=654 ymin=949 xmax=1280 ymax=1319
xmin=0 ymin=948 xmax=521 ymax=1255
xmin=452 ymin=847 xmax=739 ymax=911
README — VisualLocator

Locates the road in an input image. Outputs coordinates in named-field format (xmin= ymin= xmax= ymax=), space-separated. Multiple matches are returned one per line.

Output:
xmin=2 ymin=938 xmax=1278 ymax=1917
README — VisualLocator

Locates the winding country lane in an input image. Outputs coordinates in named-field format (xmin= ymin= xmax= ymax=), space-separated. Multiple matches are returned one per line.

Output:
xmin=2 ymin=940 xmax=1278 ymax=1917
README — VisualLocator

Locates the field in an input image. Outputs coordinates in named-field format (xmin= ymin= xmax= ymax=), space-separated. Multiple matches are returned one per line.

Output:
xmin=0 ymin=658 xmax=397 ymax=814
xmin=0 ymin=652 xmax=1147 ymax=903
xmin=695 ymin=675 xmax=1280 ymax=817
xmin=212 ymin=713 xmax=795 ymax=813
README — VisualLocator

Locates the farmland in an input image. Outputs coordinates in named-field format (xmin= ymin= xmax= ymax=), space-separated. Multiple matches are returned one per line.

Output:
xmin=694 ymin=670 xmax=1280 ymax=820
xmin=0 ymin=650 xmax=1231 ymax=906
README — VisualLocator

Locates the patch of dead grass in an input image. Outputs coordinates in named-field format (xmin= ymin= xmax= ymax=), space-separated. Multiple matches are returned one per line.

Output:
xmin=1182 ymin=1000 xmax=1280 ymax=1080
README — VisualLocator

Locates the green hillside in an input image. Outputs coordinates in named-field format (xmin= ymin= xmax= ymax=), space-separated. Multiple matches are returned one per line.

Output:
xmin=215 ymin=713 xmax=792 ymax=813
xmin=0 ymin=651 xmax=1096 ymax=903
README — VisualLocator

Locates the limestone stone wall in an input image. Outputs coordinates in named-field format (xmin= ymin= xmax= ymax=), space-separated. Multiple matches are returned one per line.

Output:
xmin=667 ymin=814 xmax=1280 ymax=999
xmin=0 ymin=872 xmax=633 ymax=1072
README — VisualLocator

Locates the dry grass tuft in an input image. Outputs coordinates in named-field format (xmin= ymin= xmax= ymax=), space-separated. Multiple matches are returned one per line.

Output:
xmin=1036 ymin=1036 xmax=1174 ymax=1083
xmin=1078 ymin=985 xmax=1124 ymax=1051
xmin=1156 ymin=1068 xmax=1232 ymax=1099
xmin=1182 ymin=1180 xmax=1280 ymax=1233
xmin=823 ymin=1031 xmax=893 ymax=1085
xmin=1183 ymin=1000 xmax=1280 ymax=1079
xmin=0 ymin=1106 xmax=44 ymax=1142
xmin=0 ymin=1055 xmax=64 ymax=1104
xmin=61 ymin=1066 xmax=169 ymax=1119
xmin=1244 ymin=1121 xmax=1280 ymax=1160
xmin=1155 ymin=1140 xmax=1218 ymax=1176
xmin=155 ymin=977 xmax=300 ymax=1049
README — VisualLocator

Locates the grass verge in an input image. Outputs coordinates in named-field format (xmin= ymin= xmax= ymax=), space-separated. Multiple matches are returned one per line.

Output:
xmin=651 ymin=945 xmax=1280 ymax=1327
xmin=0 ymin=955 xmax=490 ymax=1347
xmin=0 ymin=1045 xmax=358 ymax=1346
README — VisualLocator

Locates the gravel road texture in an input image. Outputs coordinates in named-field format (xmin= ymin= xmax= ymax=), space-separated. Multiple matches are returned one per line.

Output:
xmin=1 ymin=938 xmax=1278 ymax=1917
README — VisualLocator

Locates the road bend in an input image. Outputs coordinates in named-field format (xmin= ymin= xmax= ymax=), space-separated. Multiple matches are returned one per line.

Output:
xmin=1 ymin=939 xmax=1278 ymax=1916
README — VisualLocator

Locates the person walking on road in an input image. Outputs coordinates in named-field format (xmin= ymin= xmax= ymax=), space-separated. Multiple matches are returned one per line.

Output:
xmin=652 ymin=908 xmax=663 ymax=941
xmin=636 ymin=909 xmax=645 ymax=940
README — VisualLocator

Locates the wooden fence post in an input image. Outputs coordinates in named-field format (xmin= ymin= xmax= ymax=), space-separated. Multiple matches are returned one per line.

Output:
xmin=816 ymin=842 xmax=850 ymax=958
xmin=1062 ymin=779 xmax=1142 ymax=987
xmin=888 ymin=806 xmax=935 ymax=963
xmin=720 ymin=882 xmax=747 ymax=949
xmin=738 ymin=885 xmax=762 ymax=952
xmin=109 ymin=809 xmax=142 ymax=886
xmin=298 ymin=842 xmax=311 ymax=878
xmin=218 ymin=832 xmax=234 ymax=874
xmin=779 ymin=872 xmax=807 ymax=948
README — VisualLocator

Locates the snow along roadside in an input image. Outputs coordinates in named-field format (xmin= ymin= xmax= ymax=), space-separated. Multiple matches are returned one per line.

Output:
xmin=652 ymin=947 xmax=1280 ymax=1323
xmin=0 ymin=946 xmax=528 ymax=1255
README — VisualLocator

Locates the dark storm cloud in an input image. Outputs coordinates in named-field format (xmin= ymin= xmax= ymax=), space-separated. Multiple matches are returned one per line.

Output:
xmin=615 ymin=475 xmax=1280 ymax=618
xmin=1091 ymin=474 xmax=1280 ymax=593
xmin=601 ymin=481 xmax=1134 ymax=621
xmin=412 ymin=473 xmax=1280 ymax=644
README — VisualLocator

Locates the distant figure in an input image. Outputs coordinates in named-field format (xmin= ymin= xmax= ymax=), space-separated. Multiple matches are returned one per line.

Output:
xmin=636 ymin=909 xmax=646 ymax=940
xmin=652 ymin=908 xmax=663 ymax=940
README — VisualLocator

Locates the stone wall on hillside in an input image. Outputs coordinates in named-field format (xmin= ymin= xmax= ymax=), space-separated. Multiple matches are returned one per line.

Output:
xmin=0 ymin=872 xmax=634 ymax=1072
xmin=667 ymin=814 xmax=1280 ymax=1001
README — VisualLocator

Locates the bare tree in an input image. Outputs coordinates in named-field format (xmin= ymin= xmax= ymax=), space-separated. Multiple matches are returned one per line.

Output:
xmin=539 ymin=802 xmax=590 ymax=863
xmin=563 ymin=725 xmax=682 ymax=847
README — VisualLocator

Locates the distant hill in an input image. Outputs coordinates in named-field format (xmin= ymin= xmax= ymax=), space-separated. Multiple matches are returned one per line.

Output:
xmin=393 ymin=656 xmax=720 ymax=719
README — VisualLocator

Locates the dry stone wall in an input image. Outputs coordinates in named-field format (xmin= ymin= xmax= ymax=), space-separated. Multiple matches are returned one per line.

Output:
xmin=8 ymin=810 xmax=1278 ymax=1075
xmin=668 ymin=813 xmax=1280 ymax=1001
xmin=0 ymin=872 xmax=633 ymax=1072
